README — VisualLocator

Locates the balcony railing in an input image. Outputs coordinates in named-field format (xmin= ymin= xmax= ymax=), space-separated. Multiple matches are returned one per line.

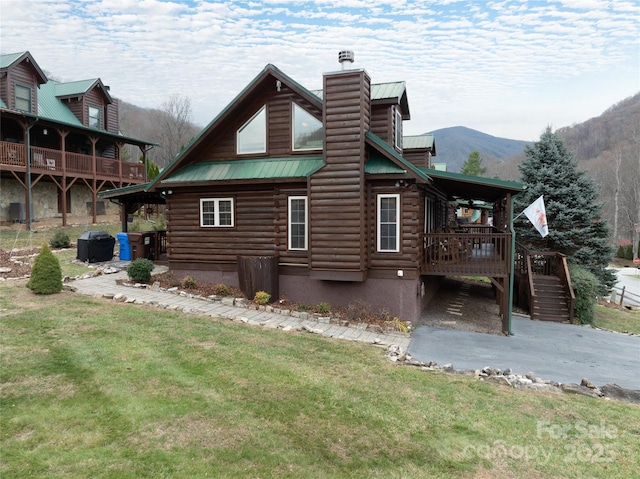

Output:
xmin=421 ymin=231 xmax=512 ymax=275
xmin=0 ymin=141 xmax=145 ymax=181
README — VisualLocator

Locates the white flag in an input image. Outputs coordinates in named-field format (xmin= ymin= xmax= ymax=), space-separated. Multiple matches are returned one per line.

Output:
xmin=523 ymin=195 xmax=549 ymax=237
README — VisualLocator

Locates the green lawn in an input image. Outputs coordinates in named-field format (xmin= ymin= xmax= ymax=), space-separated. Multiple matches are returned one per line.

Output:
xmin=593 ymin=304 xmax=640 ymax=335
xmin=1 ymin=282 xmax=639 ymax=479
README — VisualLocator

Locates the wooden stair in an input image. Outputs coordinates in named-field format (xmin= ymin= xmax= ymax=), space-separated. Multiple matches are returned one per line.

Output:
xmin=531 ymin=275 xmax=570 ymax=322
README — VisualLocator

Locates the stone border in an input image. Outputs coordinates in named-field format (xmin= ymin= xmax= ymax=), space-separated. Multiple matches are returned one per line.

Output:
xmin=386 ymin=345 xmax=640 ymax=406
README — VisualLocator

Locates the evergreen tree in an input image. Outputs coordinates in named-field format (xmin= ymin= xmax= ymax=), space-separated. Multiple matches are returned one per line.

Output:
xmin=460 ymin=150 xmax=487 ymax=176
xmin=27 ymin=244 xmax=63 ymax=294
xmin=514 ymin=127 xmax=615 ymax=294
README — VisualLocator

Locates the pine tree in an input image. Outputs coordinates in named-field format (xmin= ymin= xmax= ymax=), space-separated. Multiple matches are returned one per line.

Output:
xmin=514 ymin=127 xmax=615 ymax=294
xmin=460 ymin=150 xmax=487 ymax=176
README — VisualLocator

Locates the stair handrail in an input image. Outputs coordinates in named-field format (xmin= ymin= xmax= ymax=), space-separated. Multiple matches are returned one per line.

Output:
xmin=525 ymin=250 xmax=536 ymax=311
xmin=556 ymin=254 xmax=575 ymax=322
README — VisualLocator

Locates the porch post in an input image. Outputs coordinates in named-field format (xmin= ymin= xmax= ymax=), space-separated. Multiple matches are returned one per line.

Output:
xmin=90 ymin=137 xmax=98 ymax=224
xmin=507 ymin=192 xmax=515 ymax=335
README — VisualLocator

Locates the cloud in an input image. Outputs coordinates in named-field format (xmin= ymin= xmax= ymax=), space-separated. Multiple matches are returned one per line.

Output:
xmin=0 ymin=0 xmax=637 ymax=140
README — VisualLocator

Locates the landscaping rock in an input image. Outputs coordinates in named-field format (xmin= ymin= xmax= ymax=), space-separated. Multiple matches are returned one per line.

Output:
xmin=600 ymin=384 xmax=640 ymax=405
xmin=560 ymin=383 xmax=601 ymax=398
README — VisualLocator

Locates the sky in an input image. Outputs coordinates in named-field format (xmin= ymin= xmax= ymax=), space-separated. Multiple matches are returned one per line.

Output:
xmin=1 ymin=0 xmax=638 ymax=141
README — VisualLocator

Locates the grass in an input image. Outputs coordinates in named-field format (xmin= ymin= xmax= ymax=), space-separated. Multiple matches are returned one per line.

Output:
xmin=1 ymin=281 xmax=639 ymax=478
xmin=593 ymin=304 xmax=640 ymax=335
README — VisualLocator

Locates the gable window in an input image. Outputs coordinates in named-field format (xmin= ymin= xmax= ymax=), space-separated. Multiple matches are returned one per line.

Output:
xmin=89 ymin=106 xmax=102 ymax=129
xmin=200 ymin=198 xmax=234 ymax=227
xmin=288 ymin=196 xmax=308 ymax=250
xmin=292 ymin=103 xmax=323 ymax=151
xmin=377 ymin=194 xmax=400 ymax=252
xmin=15 ymin=84 xmax=31 ymax=113
xmin=237 ymin=106 xmax=266 ymax=154
xmin=395 ymin=108 xmax=403 ymax=150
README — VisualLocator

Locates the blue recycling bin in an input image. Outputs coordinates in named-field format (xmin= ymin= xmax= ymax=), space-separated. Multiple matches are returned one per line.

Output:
xmin=116 ymin=232 xmax=131 ymax=261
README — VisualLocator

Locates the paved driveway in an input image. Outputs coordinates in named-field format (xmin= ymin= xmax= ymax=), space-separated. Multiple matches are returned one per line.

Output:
xmin=409 ymin=316 xmax=640 ymax=389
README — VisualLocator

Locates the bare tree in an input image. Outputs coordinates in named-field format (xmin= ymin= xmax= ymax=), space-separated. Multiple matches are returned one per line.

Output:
xmin=155 ymin=94 xmax=196 ymax=166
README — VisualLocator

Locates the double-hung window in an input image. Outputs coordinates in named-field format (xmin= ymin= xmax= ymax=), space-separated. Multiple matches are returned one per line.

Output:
xmin=89 ymin=106 xmax=102 ymax=129
xmin=377 ymin=194 xmax=400 ymax=252
xmin=200 ymin=198 xmax=234 ymax=227
xmin=15 ymin=84 xmax=31 ymax=113
xmin=288 ymin=196 xmax=308 ymax=250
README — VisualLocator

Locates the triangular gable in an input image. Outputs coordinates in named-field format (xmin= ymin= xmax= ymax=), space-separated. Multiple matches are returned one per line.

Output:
xmin=365 ymin=131 xmax=431 ymax=183
xmin=147 ymin=64 xmax=324 ymax=192
xmin=0 ymin=51 xmax=47 ymax=85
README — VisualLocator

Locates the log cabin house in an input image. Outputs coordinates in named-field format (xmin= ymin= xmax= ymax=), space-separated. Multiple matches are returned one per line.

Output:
xmin=102 ymin=52 xmax=525 ymax=332
xmin=0 ymin=51 xmax=154 ymax=227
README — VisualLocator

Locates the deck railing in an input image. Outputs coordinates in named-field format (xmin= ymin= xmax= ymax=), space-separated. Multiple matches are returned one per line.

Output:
xmin=421 ymin=231 xmax=511 ymax=275
xmin=0 ymin=141 xmax=144 ymax=181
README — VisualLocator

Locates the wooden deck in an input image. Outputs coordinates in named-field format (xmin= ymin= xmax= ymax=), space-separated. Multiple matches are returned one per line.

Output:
xmin=0 ymin=141 xmax=145 ymax=182
xmin=421 ymin=232 xmax=511 ymax=276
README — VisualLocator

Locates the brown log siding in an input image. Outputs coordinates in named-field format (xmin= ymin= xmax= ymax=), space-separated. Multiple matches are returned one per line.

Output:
xmin=309 ymin=70 xmax=370 ymax=276
xmin=5 ymin=61 xmax=38 ymax=113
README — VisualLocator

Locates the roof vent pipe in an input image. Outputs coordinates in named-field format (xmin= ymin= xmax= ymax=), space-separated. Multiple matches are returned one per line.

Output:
xmin=338 ymin=50 xmax=354 ymax=70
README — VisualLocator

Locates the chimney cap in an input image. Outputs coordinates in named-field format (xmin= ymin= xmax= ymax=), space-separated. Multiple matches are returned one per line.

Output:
xmin=338 ymin=50 xmax=355 ymax=68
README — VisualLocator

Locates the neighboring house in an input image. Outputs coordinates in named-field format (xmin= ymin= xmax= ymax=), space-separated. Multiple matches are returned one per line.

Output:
xmin=0 ymin=51 xmax=154 ymax=227
xmin=103 ymin=53 xmax=524 ymax=331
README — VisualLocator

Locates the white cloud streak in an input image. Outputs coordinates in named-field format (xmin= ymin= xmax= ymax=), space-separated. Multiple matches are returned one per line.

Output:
xmin=1 ymin=0 xmax=638 ymax=140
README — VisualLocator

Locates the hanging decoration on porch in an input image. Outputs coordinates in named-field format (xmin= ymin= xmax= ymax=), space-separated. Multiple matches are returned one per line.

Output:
xmin=523 ymin=195 xmax=549 ymax=238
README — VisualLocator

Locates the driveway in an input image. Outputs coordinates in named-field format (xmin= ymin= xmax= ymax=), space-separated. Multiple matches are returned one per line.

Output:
xmin=610 ymin=267 xmax=640 ymax=308
xmin=409 ymin=318 xmax=639 ymax=389
xmin=410 ymin=279 xmax=640 ymax=390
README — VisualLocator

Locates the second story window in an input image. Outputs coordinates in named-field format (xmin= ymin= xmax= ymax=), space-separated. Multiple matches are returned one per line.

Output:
xmin=292 ymin=103 xmax=323 ymax=151
xmin=237 ymin=106 xmax=266 ymax=154
xmin=15 ymin=84 xmax=31 ymax=113
xmin=395 ymin=108 xmax=403 ymax=150
xmin=89 ymin=106 xmax=102 ymax=129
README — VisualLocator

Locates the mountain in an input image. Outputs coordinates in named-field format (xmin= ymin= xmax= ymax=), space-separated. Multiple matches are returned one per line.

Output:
xmin=426 ymin=126 xmax=530 ymax=173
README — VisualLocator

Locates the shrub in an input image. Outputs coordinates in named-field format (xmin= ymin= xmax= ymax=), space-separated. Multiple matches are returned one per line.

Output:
xmin=317 ymin=302 xmax=331 ymax=314
xmin=49 ymin=230 xmax=71 ymax=249
xmin=27 ymin=244 xmax=62 ymax=294
xmin=385 ymin=316 xmax=409 ymax=333
xmin=296 ymin=304 xmax=312 ymax=311
xmin=253 ymin=291 xmax=271 ymax=305
xmin=214 ymin=283 xmax=230 ymax=296
xmin=180 ymin=276 xmax=197 ymax=289
xmin=127 ymin=258 xmax=155 ymax=283
xmin=615 ymin=245 xmax=626 ymax=259
xmin=345 ymin=299 xmax=372 ymax=323
xmin=568 ymin=263 xmax=599 ymax=325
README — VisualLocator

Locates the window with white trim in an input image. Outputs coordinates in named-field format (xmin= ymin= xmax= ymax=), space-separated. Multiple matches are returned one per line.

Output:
xmin=395 ymin=108 xmax=403 ymax=150
xmin=237 ymin=106 xmax=266 ymax=154
xmin=15 ymin=84 xmax=31 ymax=113
xmin=377 ymin=194 xmax=400 ymax=252
xmin=292 ymin=103 xmax=323 ymax=151
xmin=200 ymin=198 xmax=234 ymax=227
xmin=288 ymin=196 xmax=308 ymax=250
xmin=89 ymin=106 xmax=102 ymax=129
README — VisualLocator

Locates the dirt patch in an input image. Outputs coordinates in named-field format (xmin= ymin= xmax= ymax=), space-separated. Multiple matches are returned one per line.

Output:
xmin=0 ymin=248 xmax=37 ymax=279
xmin=419 ymin=277 xmax=504 ymax=335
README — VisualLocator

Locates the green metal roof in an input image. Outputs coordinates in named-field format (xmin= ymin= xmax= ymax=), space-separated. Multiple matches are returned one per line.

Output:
xmin=162 ymin=157 xmax=324 ymax=184
xmin=37 ymin=82 xmax=84 ymax=126
xmin=365 ymin=131 xmax=431 ymax=183
xmin=420 ymin=168 xmax=523 ymax=190
xmin=0 ymin=52 xmax=24 ymax=68
xmin=53 ymin=78 xmax=113 ymax=103
xmin=310 ymin=81 xmax=406 ymax=101
xmin=403 ymin=134 xmax=434 ymax=149
xmin=366 ymin=154 xmax=406 ymax=175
